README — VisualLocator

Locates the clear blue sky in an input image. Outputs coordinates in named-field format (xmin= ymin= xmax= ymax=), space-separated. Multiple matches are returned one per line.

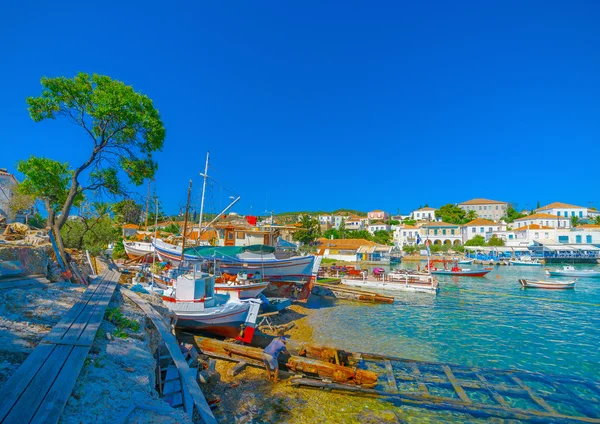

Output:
xmin=2 ymin=1 xmax=599 ymax=216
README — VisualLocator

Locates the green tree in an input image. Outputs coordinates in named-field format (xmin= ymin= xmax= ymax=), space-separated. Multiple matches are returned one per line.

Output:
xmin=346 ymin=229 xmax=372 ymax=240
xmin=338 ymin=218 xmax=347 ymax=238
xmin=23 ymin=72 xmax=165 ymax=267
xmin=465 ymin=235 xmax=486 ymax=246
xmin=162 ymin=223 xmax=181 ymax=234
xmin=402 ymin=219 xmax=416 ymax=226
xmin=293 ymin=215 xmax=321 ymax=244
xmin=372 ymin=230 xmax=392 ymax=245
xmin=323 ymin=228 xmax=340 ymax=239
xmin=595 ymin=216 xmax=600 ymax=226
xmin=487 ymin=235 xmax=505 ymax=246
xmin=388 ymin=219 xmax=400 ymax=226
xmin=465 ymin=210 xmax=478 ymax=222
xmin=402 ymin=245 xmax=418 ymax=254
xmin=112 ymin=199 xmax=143 ymax=224
xmin=7 ymin=189 xmax=36 ymax=223
xmin=436 ymin=204 xmax=467 ymax=224
xmin=61 ymin=202 xmax=118 ymax=255
xmin=571 ymin=216 xmax=579 ymax=227
xmin=502 ymin=204 xmax=526 ymax=223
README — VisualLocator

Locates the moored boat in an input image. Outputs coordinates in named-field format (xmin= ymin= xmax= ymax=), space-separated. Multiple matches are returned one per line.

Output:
xmin=518 ymin=278 xmax=576 ymax=289
xmin=545 ymin=265 xmax=600 ymax=278
xmin=341 ymin=270 xmax=438 ymax=294
xmin=509 ymin=257 xmax=542 ymax=266
xmin=123 ymin=240 xmax=154 ymax=261
xmin=214 ymin=272 xmax=269 ymax=300
xmin=430 ymin=268 xmax=491 ymax=277
xmin=458 ymin=259 xmax=474 ymax=265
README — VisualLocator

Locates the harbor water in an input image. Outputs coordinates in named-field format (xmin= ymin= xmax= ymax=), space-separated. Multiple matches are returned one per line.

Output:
xmin=309 ymin=262 xmax=600 ymax=395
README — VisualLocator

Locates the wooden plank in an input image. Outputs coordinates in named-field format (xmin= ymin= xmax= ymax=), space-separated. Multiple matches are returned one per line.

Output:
xmin=0 ymin=344 xmax=56 ymax=422
xmin=511 ymin=375 xmax=558 ymax=415
xmin=29 ymin=346 xmax=90 ymax=424
xmin=442 ymin=365 xmax=471 ymax=403
xmin=40 ymin=339 xmax=94 ymax=347
xmin=228 ymin=361 xmax=248 ymax=377
xmin=550 ymin=379 xmax=600 ymax=418
xmin=2 ymin=345 xmax=73 ymax=423
xmin=43 ymin=274 xmax=107 ymax=340
xmin=475 ymin=372 xmax=509 ymax=408
xmin=384 ymin=360 xmax=398 ymax=394
xmin=121 ymin=288 xmax=217 ymax=424
xmin=408 ymin=362 xmax=429 ymax=395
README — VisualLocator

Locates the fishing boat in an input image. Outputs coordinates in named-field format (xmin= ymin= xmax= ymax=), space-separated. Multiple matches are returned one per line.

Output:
xmin=509 ymin=256 xmax=542 ymax=266
xmin=518 ymin=278 xmax=576 ymax=289
xmin=427 ymin=259 xmax=491 ymax=277
xmin=214 ymin=272 xmax=269 ymax=300
xmin=161 ymin=268 xmax=261 ymax=338
xmin=545 ymin=265 xmax=600 ymax=278
xmin=153 ymin=239 xmax=198 ymax=264
xmin=458 ymin=259 xmax=474 ymax=265
xmin=123 ymin=240 xmax=154 ymax=261
xmin=341 ymin=270 xmax=438 ymax=294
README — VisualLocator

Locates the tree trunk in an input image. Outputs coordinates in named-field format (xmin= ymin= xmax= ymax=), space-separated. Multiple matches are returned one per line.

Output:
xmin=52 ymin=223 xmax=71 ymax=276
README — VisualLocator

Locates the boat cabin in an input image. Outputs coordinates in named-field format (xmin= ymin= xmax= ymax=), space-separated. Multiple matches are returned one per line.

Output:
xmin=168 ymin=272 xmax=217 ymax=308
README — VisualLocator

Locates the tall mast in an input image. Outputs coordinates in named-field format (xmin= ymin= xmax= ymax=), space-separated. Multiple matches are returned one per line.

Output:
xmin=180 ymin=180 xmax=193 ymax=263
xmin=144 ymin=179 xmax=151 ymax=231
xmin=198 ymin=152 xmax=210 ymax=242
xmin=151 ymin=197 xmax=158 ymax=287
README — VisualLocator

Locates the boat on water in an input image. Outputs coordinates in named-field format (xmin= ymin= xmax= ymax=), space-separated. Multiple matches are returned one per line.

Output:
xmin=161 ymin=268 xmax=261 ymax=338
xmin=341 ymin=270 xmax=438 ymax=294
xmin=545 ymin=265 xmax=600 ymax=278
xmin=519 ymin=278 xmax=576 ymax=289
xmin=509 ymin=256 xmax=542 ymax=266
xmin=427 ymin=259 xmax=491 ymax=277
xmin=123 ymin=240 xmax=154 ymax=261
xmin=458 ymin=259 xmax=474 ymax=265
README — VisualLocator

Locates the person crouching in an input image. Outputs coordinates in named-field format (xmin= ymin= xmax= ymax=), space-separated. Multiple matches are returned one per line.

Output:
xmin=262 ymin=332 xmax=289 ymax=383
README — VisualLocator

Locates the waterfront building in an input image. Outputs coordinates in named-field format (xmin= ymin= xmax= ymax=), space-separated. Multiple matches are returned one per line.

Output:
xmin=458 ymin=198 xmax=508 ymax=221
xmin=513 ymin=213 xmax=570 ymax=229
xmin=367 ymin=210 xmax=389 ymax=222
xmin=420 ymin=221 xmax=462 ymax=246
xmin=461 ymin=218 xmax=503 ymax=243
xmin=535 ymin=202 xmax=598 ymax=220
xmin=316 ymin=237 xmax=392 ymax=263
xmin=0 ymin=168 xmax=21 ymax=223
xmin=410 ymin=207 xmax=437 ymax=221
xmin=392 ymin=224 xmax=420 ymax=247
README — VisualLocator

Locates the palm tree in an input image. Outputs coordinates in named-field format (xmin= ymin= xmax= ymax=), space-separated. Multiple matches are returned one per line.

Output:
xmin=465 ymin=210 xmax=478 ymax=222
xmin=571 ymin=216 xmax=579 ymax=228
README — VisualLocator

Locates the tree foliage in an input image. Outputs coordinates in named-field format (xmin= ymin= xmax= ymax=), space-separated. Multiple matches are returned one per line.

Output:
xmin=112 ymin=199 xmax=143 ymax=224
xmin=7 ymin=189 xmax=35 ymax=222
xmin=372 ymin=230 xmax=392 ymax=245
xmin=61 ymin=203 xmax=118 ymax=255
xmin=571 ymin=216 xmax=579 ymax=227
xmin=487 ymin=235 xmax=505 ymax=246
xmin=24 ymin=72 xmax=165 ymax=266
xmin=436 ymin=204 xmax=468 ymax=225
xmin=502 ymin=204 xmax=526 ymax=223
xmin=464 ymin=235 xmax=486 ymax=246
xmin=293 ymin=215 xmax=321 ymax=244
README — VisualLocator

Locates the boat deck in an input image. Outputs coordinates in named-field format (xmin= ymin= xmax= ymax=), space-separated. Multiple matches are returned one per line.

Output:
xmin=293 ymin=353 xmax=600 ymax=422
xmin=0 ymin=269 xmax=120 ymax=424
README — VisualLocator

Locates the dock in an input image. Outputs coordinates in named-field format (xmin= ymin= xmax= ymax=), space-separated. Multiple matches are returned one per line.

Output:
xmin=0 ymin=269 xmax=120 ymax=424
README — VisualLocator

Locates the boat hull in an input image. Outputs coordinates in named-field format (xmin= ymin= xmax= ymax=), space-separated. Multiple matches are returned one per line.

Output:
xmin=217 ymin=256 xmax=315 ymax=282
xmin=519 ymin=279 xmax=576 ymax=289
xmin=262 ymin=280 xmax=313 ymax=302
xmin=123 ymin=241 xmax=155 ymax=262
xmin=509 ymin=261 xmax=542 ymax=267
xmin=431 ymin=270 xmax=491 ymax=277
xmin=547 ymin=270 xmax=600 ymax=278
xmin=170 ymin=303 xmax=250 ymax=338
xmin=214 ymin=281 xmax=269 ymax=299
xmin=341 ymin=278 xmax=438 ymax=294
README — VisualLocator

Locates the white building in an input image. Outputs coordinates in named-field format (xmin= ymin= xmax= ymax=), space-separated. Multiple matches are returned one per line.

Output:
xmin=513 ymin=213 xmax=570 ymax=229
xmin=461 ymin=218 xmax=504 ymax=243
xmin=318 ymin=214 xmax=333 ymax=225
xmin=368 ymin=222 xmax=391 ymax=235
xmin=0 ymin=169 xmax=20 ymax=223
xmin=392 ymin=224 xmax=421 ymax=247
xmin=535 ymin=202 xmax=596 ymax=221
xmin=420 ymin=222 xmax=462 ymax=246
xmin=411 ymin=207 xmax=436 ymax=221
xmin=345 ymin=218 xmax=365 ymax=231
xmin=458 ymin=198 xmax=508 ymax=221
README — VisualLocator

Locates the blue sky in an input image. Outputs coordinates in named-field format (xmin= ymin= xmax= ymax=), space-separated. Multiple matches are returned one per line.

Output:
xmin=2 ymin=1 xmax=599 ymax=216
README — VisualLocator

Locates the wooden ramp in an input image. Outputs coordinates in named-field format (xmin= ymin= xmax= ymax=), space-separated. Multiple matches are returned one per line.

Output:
xmin=0 ymin=269 xmax=120 ymax=424
xmin=121 ymin=288 xmax=217 ymax=424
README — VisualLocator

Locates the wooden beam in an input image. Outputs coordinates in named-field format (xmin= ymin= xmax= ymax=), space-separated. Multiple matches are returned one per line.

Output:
xmin=121 ymin=288 xmax=217 ymax=424
xmin=228 ymin=361 xmax=248 ymax=377
xmin=384 ymin=360 xmax=398 ymax=394
xmin=442 ymin=365 xmax=471 ymax=403
xmin=511 ymin=375 xmax=558 ymax=415
xmin=409 ymin=362 xmax=429 ymax=395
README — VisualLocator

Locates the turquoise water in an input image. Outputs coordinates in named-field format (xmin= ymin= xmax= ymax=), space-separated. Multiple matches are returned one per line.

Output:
xmin=309 ymin=263 xmax=600 ymax=382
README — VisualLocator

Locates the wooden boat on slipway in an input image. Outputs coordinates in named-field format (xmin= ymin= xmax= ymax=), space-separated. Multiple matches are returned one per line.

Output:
xmin=519 ymin=278 xmax=576 ymax=289
xmin=123 ymin=240 xmax=155 ymax=262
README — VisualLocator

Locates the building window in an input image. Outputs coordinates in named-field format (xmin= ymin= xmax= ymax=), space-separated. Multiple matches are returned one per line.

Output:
xmin=534 ymin=233 xmax=539 ymax=238
xmin=545 ymin=232 xmax=549 ymax=238
xmin=557 ymin=211 xmax=561 ymax=217
xmin=480 ymin=227 xmax=484 ymax=233
xmin=576 ymin=235 xmax=582 ymax=244
xmin=488 ymin=227 xmax=492 ymax=232
xmin=434 ymin=229 xmax=438 ymax=235
xmin=472 ymin=228 xmax=475 ymax=233
xmin=451 ymin=229 xmax=455 ymax=235
xmin=509 ymin=234 xmax=513 ymax=239
xmin=571 ymin=211 xmax=575 ymax=217
xmin=236 ymin=232 xmax=245 ymax=239
xmin=442 ymin=229 xmax=446 ymax=235
xmin=579 ymin=211 xmax=583 ymax=218
xmin=587 ymin=235 xmax=592 ymax=243
xmin=558 ymin=236 xmax=569 ymax=243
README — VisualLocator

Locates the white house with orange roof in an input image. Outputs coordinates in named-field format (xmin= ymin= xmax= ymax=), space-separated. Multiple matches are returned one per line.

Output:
xmin=345 ymin=214 xmax=366 ymax=231
xmin=513 ymin=213 xmax=570 ymax=229
xmin=535 ymin=202 xmax=598 ymax=220
xmin=458 ymin=198 xmax=508 ymax=221
xmin=420 ymin=221 xmax=462 ymax=246
xmin=367 ymin=210 xmax=389 ymax=222
xmin=461 ymin=218 xmax=504 ymax=243
xmin=410 ymin=207 xmax=437 ymax=221
xmin=392 ymin=224 xmax=422 ymax=247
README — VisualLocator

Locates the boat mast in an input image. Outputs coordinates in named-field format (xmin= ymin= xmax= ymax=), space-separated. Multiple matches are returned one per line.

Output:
xmin=151 ymin=197 xmax=158 ymax=287
xmin=144 ymin=179 xmax=151 ymax=231
xmin=180 ymin=180 xmax=193 ymax=263
xmin=198 ymin=152 xmax=210 ymax=243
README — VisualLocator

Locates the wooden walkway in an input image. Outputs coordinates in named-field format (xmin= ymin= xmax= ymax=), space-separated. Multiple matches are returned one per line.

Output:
xmin=0 ymin=269 xmax=120 ymax=424
xmin=121 ymin=287 xmax=217 ymax=424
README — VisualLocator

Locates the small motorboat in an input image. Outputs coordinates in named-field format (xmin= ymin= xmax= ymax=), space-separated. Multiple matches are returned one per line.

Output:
xmin=458 ymin=259 xmax=474 ymax=265
xmin=430 ymin=268 xmax=491 ymax=277
xmin=519 ymin=279 xmax=576 ymax=289
xmin=341 ymin=270 xmax=438 ymax=294
xmin=545 ymin=265 xmax=600 ymax=278
xmin=509 ymin=257 xmax=542 ymax=267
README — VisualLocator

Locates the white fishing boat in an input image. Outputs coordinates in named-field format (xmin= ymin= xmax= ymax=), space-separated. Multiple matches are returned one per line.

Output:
xmin=214 ymin=272 xmax=269 ymax=300
xmin=509 ymin=256 xmax=542 ymax=267
xmin=161 ymin=269 xmax=261 ymax=338
xmin=545 ymin=265 xmax=600 ymax=278
xmin=518 ymin=278 xmax=576 ymax=290
xmin=342 ymin=270 xmax=438 ymax=294
xmin=458 ymin=259 xmax=474 ymax=265
xmin=123 ymin=240 xmax=154 ymax=261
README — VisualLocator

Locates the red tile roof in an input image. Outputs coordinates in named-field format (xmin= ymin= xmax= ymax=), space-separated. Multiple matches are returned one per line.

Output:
xmin=459 ymin=198 xmax=507 ymax=205
xmin=464 ymin=218 xmax=498 ymax=226
xmin=536 ymin=202 xmax=585 ymax=211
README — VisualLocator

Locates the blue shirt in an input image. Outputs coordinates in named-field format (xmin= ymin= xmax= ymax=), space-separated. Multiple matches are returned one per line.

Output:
xmin=264 ymin=338 xmax=287 ymax=357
